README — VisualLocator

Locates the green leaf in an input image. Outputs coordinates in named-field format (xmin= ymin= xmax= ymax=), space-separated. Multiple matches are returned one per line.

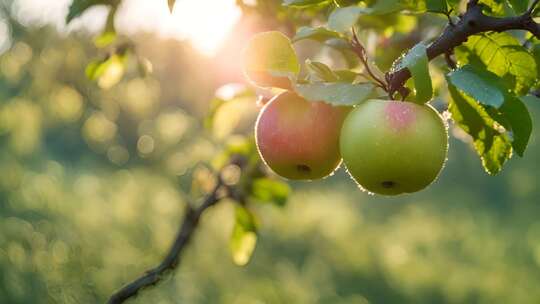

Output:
xmin=211 ymin=97 xmax=259 ymax=140
xmin=305 ymin=60 xmax=339 ymax=82
xmin=243 ymin=31 xmax=300 ymax=89
xmin=295 ymin=82 xmax=375 ymax=106
xmin=323 ymin=38 xmax=359 ymax=68
xmin=93 ymin=5 xmax=117 ymax=48
xmin=324 ymin=37 xmax=352 ymax=50
xmin=327 ymin=1 xmax=404 ymax=33
xmin=250 ymin=178 xmax=291 ymax=207
xmin=532 ymin=43 xmax=540 ymax=88
xmin=521 ymin=94 xmax=540 ymax=104
xmin=334 ymin=70 xmax=359 ymax=82
xmin=230 ymin=206 xmax=258 ymax=266
xmin=448 ymin=65 xmax=533 ymax=159
xmin=447 ymin=65 xmax=506 ymax=108
xmin=168 ymin=0 xmax=176 ymax=13
xmin=370 ymin=0 xmax=404 ymax=14
xmin=426 ymin=0 xmax=447 ymax=12
xmin=250 ymin=177 xmax=291 ymax=207
xmin=282 ymin=0 xmax=330 ymax=7
xmin=448 ymin=83 xmax=512 ymax=175
xmin=85 ymin=53 xmax=126 ymax=89
xmin=458 ymin=32 xmax=537 ymax=95
xmin=328 ymin=6 xmax=369 ymax=33
xmin=499 ymin=96 xmax=532 ymax=156
xmin=292 ymin=27 xmax=342 ymax=43
xmin=508 ymin=0 xmax=528 ymax=14
xmin=93 ymin=32 xmax=116 ymax=48
xmin=476 ymin=127 xmax=513 ymax=175
xmin=446 ymin=0 xmax=461 ymax=10
xmin=66 ymin=0 xmax=109 ymax=24
xmin=205 ymin=84 xmax=257 ymax=139
xmin=479 ymin=0 xmax=506 ymax=15
xmin=205 ymin=98 xmax=225 ymax=131
xmin=394 ymin=43 xmax=432 ymax=103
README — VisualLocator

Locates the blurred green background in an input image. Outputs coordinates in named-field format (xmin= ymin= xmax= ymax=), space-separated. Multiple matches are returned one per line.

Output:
xmin=2 ymin=1 xmax=540 ymax=303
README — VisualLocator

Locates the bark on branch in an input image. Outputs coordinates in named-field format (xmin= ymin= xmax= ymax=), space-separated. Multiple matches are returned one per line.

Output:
xmin=107 ymin=178 xmax=225 ymax=304
xmin=386 ymin=0 xmax=540 ymax=97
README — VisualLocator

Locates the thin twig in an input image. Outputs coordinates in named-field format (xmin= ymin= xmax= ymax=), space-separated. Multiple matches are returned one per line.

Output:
xmin=107 ymin=178 xmax=226 ymax=304
xmin=350 ymin=28 xmax=388 ymax=91
xmin=444 ymin=49 xmax=457 ymax=69
xmin=445 ymin=8 xmax=455 ymax=26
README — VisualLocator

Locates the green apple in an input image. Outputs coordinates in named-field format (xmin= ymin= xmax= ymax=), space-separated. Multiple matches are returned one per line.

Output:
xmin=255 ymin=91 xmax=349 ymax=180
xmin=340 ymin=99 xmax=448 ymax=195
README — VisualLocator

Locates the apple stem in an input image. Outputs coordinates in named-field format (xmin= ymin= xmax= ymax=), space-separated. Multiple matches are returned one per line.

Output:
xmin=350 ymin=27 xmax=389 ymax=92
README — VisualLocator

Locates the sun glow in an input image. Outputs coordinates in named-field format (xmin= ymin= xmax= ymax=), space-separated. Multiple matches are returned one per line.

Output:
xmin=13 ymin=0 xmax=242 ymax=56
xmin=115 ymin=0 xmax=242 ymax=56
xmin=168 ymin=0 xmax=242 ymax=55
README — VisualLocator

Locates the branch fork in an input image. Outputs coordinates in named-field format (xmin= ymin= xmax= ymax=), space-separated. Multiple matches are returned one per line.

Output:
xmin=385 ymin=0 xmax=540 ymax=97
xmin=107 ymin=173 xmax=231 ymax=304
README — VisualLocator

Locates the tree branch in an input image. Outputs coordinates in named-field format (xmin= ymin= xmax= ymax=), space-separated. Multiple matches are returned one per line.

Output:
xmin=386 ymin=0 xmax=540 ymax=96
xmin=107 ymin=178 xmax=226 ymax=304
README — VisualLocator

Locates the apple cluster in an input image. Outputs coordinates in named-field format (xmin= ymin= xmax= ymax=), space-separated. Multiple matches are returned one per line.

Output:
xmin=255 ymin=92 xmax=449 ymax=196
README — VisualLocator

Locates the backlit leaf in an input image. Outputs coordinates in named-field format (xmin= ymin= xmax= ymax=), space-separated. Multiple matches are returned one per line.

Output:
xmin=371 ymin=0 xmax=403 ymax=14
xmin=93 ymin=32 xmax=116 ymax=48
xmin=230 ymin=206 xmax=258 ymax=266
xmin=305 ymin=60 xmax=339 ymax=82
xmin=292 ymin=27 xmax=342 ymax=43
xmin=205 ymin=84 xmax=257 ymax=139
xmin=295 ymin=82 xmax=375 ymax=106
xmin=243 ymin=31 xmax=300 ymax=89
xmin=478 ymin=0 xmax=505 ymax=16
xmin=250 ymin=178 xmax=291 ymax=207
xmin=283 ymin=0 xmax=330 ymax=7
xmin=328 ymin=6 xmax=370 ymax=33
xmin=394 ymin=43 xmax=432 ymax=103
xmin=448 ymin=83 xmax=512 ymax=175
xmin=457 ymin=32 xmax=537 ymax=95
xmin=93 ymin=5 xmax=117 ymax=48
xmin=426 ymin=0 xmax=447 ymax=12
xmin=85 ymin=53 xmax=127 ymax=89
xmin=508 ymin=0 xmax=528 ymax=14
xmin=499 ymin=96 xmax=532 ymax=156
xmin=447 ymin=65 xmax=506 ymax=108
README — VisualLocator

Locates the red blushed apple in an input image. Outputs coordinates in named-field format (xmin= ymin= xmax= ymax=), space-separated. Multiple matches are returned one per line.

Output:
xmin=255 ymin=91 xmax=350 ymax=180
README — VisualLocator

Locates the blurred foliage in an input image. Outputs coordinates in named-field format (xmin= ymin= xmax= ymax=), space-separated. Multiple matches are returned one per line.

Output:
xmin=1 ymin=1 xmax=540 ymax=304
